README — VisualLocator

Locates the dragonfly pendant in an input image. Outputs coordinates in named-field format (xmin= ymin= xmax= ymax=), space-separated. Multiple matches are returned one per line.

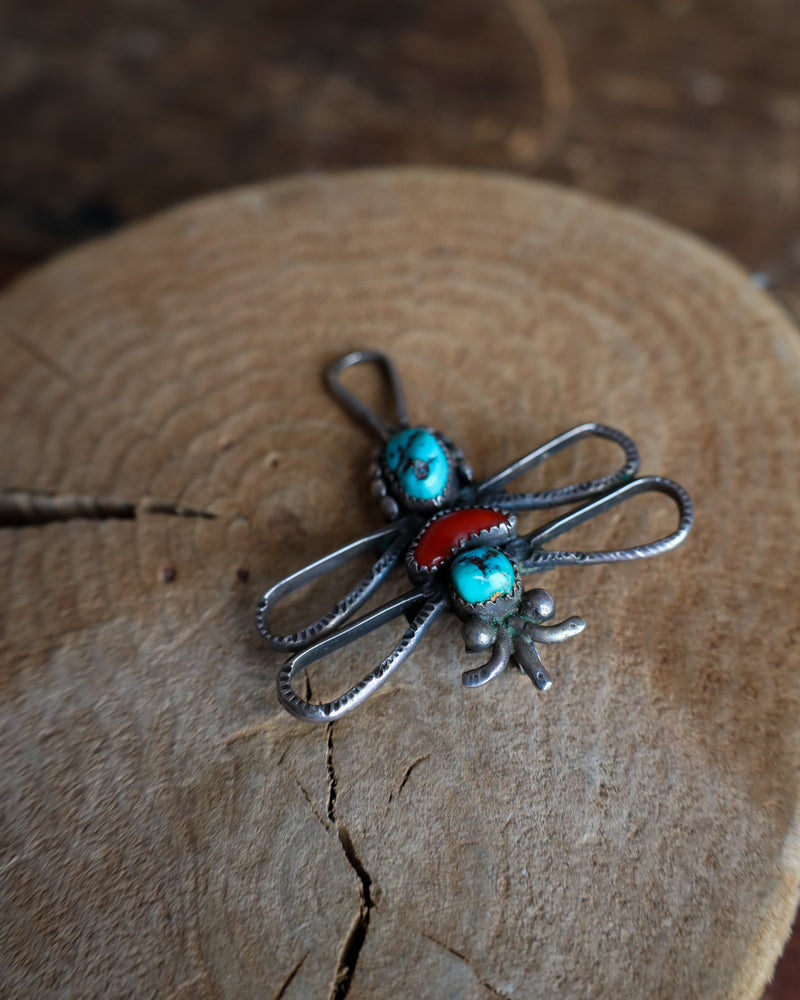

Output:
xmin=257 ymin=350 xmax=693 ymax=723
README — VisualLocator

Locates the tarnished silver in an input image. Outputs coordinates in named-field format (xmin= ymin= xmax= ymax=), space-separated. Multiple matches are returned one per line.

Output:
xmin=258 ymin=349 xmax=694 ymax=723
xmin=326 ymin=349 xmax=411 ymax=442
xmin=275 ymin=593 xmax=444 ymax=723
xmin=256 ymin=522 xmax=411 ymax=652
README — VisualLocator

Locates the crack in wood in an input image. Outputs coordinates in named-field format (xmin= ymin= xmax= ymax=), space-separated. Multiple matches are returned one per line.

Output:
xmin=325 ymin=722 xmax=374 ymax=1000
xmin=290 ymin=773 xmax=328 ymax=831
xmin=329 ymin=900 xmax=371 ymax=1000
xmin=325 ymin=722 xmax=337 ymax=823
xmin=388 ymin=753 xmax=432 ymax=803
xmin=273 ymin=951 xmax=308 ymax=1000
xmin=0 ymin=490 xmax=217 ymax=527
xmin=421 ymin=932 xmax=517 ymax=1000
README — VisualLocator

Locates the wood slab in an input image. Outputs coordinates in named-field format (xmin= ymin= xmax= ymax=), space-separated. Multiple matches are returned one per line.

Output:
xmin=1 ymin=169 xmax=799 ymax=999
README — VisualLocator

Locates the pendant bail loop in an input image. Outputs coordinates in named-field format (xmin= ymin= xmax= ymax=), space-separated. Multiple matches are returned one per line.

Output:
xmin=326 ymin=349 xmax=411 ymax=442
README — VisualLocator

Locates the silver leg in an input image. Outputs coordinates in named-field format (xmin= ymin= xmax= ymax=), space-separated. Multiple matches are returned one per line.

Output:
xmin=524 ymin=617 xmax=586 ymax=644
xmin=461 ymin=627 xmax=513 ymax=688
xmin=513 ymin=638 xmax=554 ymax=691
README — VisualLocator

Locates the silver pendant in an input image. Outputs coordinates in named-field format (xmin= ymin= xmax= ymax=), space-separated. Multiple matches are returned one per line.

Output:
xmin=258 ymin=350 xmax=693 ymax=722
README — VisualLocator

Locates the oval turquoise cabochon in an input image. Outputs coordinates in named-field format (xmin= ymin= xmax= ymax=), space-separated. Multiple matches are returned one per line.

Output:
xmin=450 ymin=546 xmax=517 ymax=605
xmin=384 ymin=427 xmax=450 ymax=500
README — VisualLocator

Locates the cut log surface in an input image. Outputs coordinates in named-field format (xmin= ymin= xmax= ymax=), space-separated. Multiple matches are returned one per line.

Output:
xmin=1 ymin=169 xmax=799 ymax=999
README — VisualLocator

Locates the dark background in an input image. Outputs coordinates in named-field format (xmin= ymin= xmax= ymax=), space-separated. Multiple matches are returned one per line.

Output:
xmin=1 ymin=1 xmax=798 ymax=994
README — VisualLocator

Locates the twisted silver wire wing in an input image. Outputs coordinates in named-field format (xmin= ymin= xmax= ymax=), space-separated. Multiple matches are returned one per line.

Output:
xmin=257 ymin=520 xmax=414 ymax=651
xmin=277 ymin=591 xmax=447 ymax=722
xmin=476 ymin=422 xmax=640 ymax=510
xmin=507 ymin=475 xmax=694 ymax=572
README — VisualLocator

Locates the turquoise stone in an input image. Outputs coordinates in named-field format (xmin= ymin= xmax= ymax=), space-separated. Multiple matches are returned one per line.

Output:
xmin=384 ymin=427 xmax=449 ymax=500
xmin=450 ymin=547 xmax=516 ymax=606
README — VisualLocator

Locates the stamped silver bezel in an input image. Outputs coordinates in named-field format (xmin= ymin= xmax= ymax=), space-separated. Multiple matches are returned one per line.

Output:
xmin=406 ymin=506 xmax=517 ymax=583
xmin=448 ymin=548 xmax=523 ymax=621
xmin=377 ymin=426 xmax=463 ymax=514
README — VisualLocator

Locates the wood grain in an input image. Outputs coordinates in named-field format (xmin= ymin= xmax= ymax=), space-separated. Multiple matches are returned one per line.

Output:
xmin=2 ymin=0 xmax=799 ymax=321
xmin=1 ymin=170 xmax=799 ymax=998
